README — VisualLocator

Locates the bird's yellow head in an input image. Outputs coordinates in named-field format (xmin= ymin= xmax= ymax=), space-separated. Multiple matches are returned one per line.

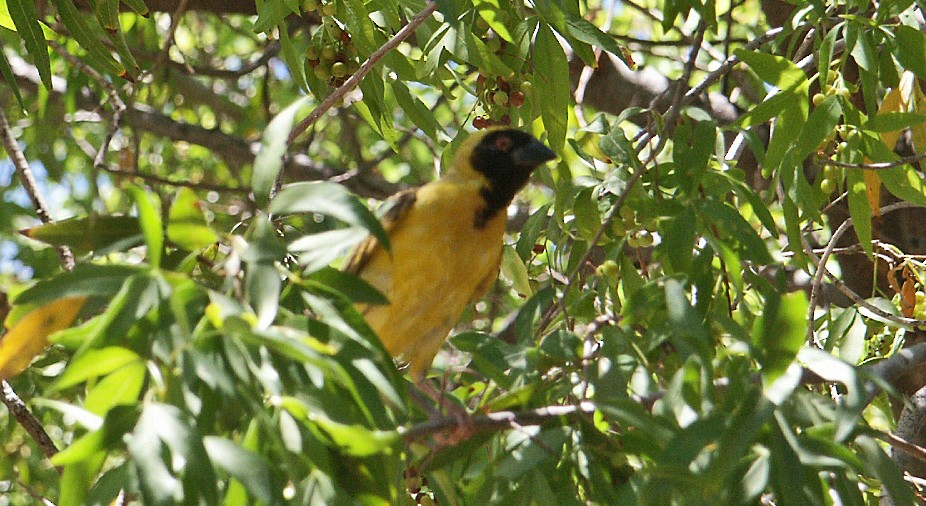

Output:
xmin=446 ymin=128 xmax=556 ymax=226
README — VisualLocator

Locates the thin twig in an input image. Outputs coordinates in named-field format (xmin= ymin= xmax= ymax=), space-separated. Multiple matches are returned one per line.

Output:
xmin=47 ymin=40 xmax=127 ymax=170
xmin=1 ymin=381 xmax=59 ymax=461
xmin=288 ymin=1 xmax=438 ymax=144
xmin=816 ymin=151 xmax=926 ymax=171
xmin=878 ymin=431 xmax=926 ymax=465
xmin=801 ymin=200 xmax=926 ymax=333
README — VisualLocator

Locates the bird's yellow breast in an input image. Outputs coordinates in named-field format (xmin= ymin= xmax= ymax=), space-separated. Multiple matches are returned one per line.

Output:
xmin=357 ymin=179 xmax=507 ymax=378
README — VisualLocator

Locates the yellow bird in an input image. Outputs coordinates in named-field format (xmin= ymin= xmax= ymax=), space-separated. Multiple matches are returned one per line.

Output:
xmin=344 ymin=128 xmax=556 ymax=379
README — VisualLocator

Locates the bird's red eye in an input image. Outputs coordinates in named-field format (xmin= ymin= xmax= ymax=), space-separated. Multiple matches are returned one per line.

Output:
xmin=496 ymin=135 xmax=513 ymax=152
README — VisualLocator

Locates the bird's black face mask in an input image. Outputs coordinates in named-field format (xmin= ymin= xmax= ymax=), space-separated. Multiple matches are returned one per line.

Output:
xmin=470 ymin=129 xmax=556 ymax=227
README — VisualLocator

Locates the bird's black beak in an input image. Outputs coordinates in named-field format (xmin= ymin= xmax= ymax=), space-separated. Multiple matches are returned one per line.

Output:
xmin=512 ymin=139 xmax=556 ymax=168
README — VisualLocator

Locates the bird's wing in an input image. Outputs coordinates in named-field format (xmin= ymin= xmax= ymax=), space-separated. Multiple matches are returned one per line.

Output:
xmin=342 ymin=188 xmax=418 ymax=275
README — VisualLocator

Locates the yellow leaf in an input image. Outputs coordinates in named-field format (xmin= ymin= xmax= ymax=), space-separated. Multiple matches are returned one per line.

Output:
xmin=0 ymin=297 xmax=87 ymax=380
xmin=913 ymin=79 xmax=926 ymax=152
xmin=864 ymin=170 xmax=882 ymax=217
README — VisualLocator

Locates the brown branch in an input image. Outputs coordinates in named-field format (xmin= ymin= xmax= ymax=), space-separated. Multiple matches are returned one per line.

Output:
xmin=288 ymin=1 xmax=439 ymax=144
xmin=401 ymin=401 xmax=597 ymax=442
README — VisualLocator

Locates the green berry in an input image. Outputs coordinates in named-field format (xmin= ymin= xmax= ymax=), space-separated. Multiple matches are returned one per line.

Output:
xmin=812 ymin=93 xmax=825 ymax=106
xmin=486 ymin=37 xmax=502 ymax=53
xmin=305 ymin=46 xmax=320 ymax=60
xmin=493 ymin=90 xmax=509 ymax=106
xmin=314 ymin=65 xmax=331 ymax=81
xmin=331 ymin=61 xmax=348 ymax=77
xmin=820 ymin=178 xmax=836 ymax=195
xmin=304 ymin=0 xmax=319 ymax=11
xmin=321 ymin=3 xmax=336 ymax=16
xmin=346 ymin=59 xmax=360 ymax=73
xmin=320 ymin=46 xmax=337 ymax=61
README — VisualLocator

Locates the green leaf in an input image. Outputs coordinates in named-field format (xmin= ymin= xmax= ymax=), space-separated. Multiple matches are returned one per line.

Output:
xmin=167 ymin=188 xmax=219 ymax=251
xmin=55 ymin=0 xmax=126 ymax=78
xmin=127 ymin=403 xmax=218 ymax=506
xmin=280 ymin=23 xmax=308 ymax=92
xmin=52 ymin=405 xmax=140 ymax=466
xmin=203 ymin=437 xmax=278 ymax=504
xmin=474 ymin=0 xmax=513 ymax=42
xmin=20 ymin=214 xmax=143 ymax=253
xmin=753 ymin=291 xmax=807 ymax=384
xmin=8 ymin=0 xmax=51 ymax=89
xmin=304 ymin=267 xmax=388 ymax=305
xmin=0 ymin=49 xmax=26 ymax=111
xmin=89 ymin=0 xmax=139 ymax=73
xmin=734 ymin=48 xmax=807 ymax=91
xmin=894 ymin=25 xmax=926 ymax=79
xmin=863 ymin=111 xmax=926 ymax=133
xmin=253 ymin=0 xmax=297 ymax=33
xmin=244 ymin=217 xmax=283 ymax=329
xmin=270 ymin=181 xmax=389 ymax=248
xmin=391 ymin=80 xmax=444 ymax=142
xmin=500 ymin=244 xmax=532 ymax=297
xmin=846 ymin=169 xmax=872 ymax=256
xmin=700 ymin=200 xmax=773 ymax=264
xmin=309 ymin=413 xmax=400 ymax=456
xmin=534 ymin=23 xmax=569 ymax=154
xmin=53 ymin=347 xmax=141 ymax=390
xmin=83 ymin=361 xmax=146 ymax=415
xmin=795 ymin=94 xmax=842 ymax=159
xmin=119 ymin=0 xmax=150 ymax=16
xmin=13 ymin=264 xmax=145 ymax=305
xmin=253 ymin=95 xmax=312 ymax=207
xmin=128 ymin=186 xmax=163 ymax=268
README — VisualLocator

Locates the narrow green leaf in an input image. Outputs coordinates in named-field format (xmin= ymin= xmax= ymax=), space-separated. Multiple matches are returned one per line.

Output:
xmin=119 ymin=0 xmax=150 ymax=16
xmin=128 ymin=186 xmax=163 ymax=268
xmin=253 ymin=95 xmax=311 ymax=207
xmin=735 ymin=48 xmax=807 ymax=91
xmin=8 ymin=0 xmax=51 ymax=89
xmin=534 ymin=23 xmax=569 ymax=153
xmin=20 ymin=214 xmax=142 ymax=253
xmin=753 ymin=291 xmax=807 ymax=384
xmin=0 ymin=49 xmax=26 ymax=111
xmin=894 ymin=25 xmax=926 ymax=79
xmin=53 ymin=347 xmax=141 ymax=390
xmin=700 ymin=200 xmax=773 ymax=263
xmin=391 ymin=80 xmax=444 ymax=142
xmin=795 ymin=94 xmax=842 ymax=159
xmin=863 ymin=111 xmax=926 ymax=133
xmin=846 ymin=169 xmax=872 ymax=256
xmin=474 ymin=0 xmax=513 ymax=42
xmin=55 ymin=0 xmax=126 ymax=78
xmin=203 ymin=437 xmax=278 ymax=504
xmin=83 ymin=361 xmax=145 ymax=414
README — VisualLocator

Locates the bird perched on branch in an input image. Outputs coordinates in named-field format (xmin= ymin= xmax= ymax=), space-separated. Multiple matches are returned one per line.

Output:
xmin=344 ymin=128 xmax=556 ymax=379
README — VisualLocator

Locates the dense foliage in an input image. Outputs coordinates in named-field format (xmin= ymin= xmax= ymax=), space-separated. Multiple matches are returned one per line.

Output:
xmin=3 ymin=0 xmax=926 ymax=504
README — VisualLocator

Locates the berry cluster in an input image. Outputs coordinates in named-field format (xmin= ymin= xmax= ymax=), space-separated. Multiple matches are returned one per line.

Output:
xmin=472 ymin=74 xmax=529 ymax=129
xmin=610 ymin=205 xmax=656 ymax=247
xmin=470 ymin=16 xmax=531 ymax=130
xmin=303 ymin=0 xmax=360 ymax=87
